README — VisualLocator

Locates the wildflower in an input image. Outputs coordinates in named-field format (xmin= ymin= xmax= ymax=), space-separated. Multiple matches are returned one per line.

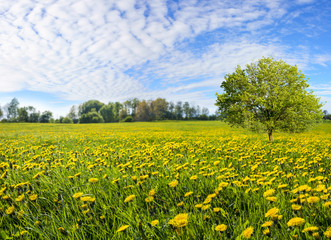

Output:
xmin=266 ymin=196 xmax=277 ymax=202
xmin=124 ymin=195 xmax=136 ymax=203
xmin=261 ymin=221 xmax=273 ymax=228
xmin=73 ymin=192 xmax=84 ymax=199
xmin=263 ymin=189 xmax=275 ymax=198
xmin=291 ymin=204 xmax=302 ymax=211
xmin=201 ymin=204 xmax=210 ymax=210
xmin=29 ymin=194 xmax=38 ymax=201
xmin=168 ymin=180 xmax=178 ymax=188
xmin=80 ymin=196 xmax=96 ymax=202
xmin=307 ymin=196 xmax=320 ymax=204
xmin=190 ymin=175 xmax=198 ymax=180
xmin=149 ymin=189 xmax=156 ymax=196
xmin=265 ymin=207 xmax=279 ymax=218
xmin=177 ymin=201 xmax=184 ymax=207
xmin=6 ymin=206 xmax=15 ymax=215
xmin=168 ymin=213 xmax=189 ymax=228
xmin=100 ymin=215 xmax=105 ymax=220
xmin=215 ymin=224 xmax=227 ymax=232
xmin=263 ymin=228 xmax=270 ymax=235
xmin=302 ymin=226 xmax=319 ymax=233
xmin=242 ymin=226 xmax=254 ymax=239
xmin=15 ymin=194 xmax=25 ymax=202
xmin=324 ymin=227 xmax=331 ymax=238
xmin=287 ymin=217 xmax=305 ymax=227
xmin=324 ymin=202 xmax=331 ymax=208
xmin=151 ymin=220 xmax=159 ymax=226
xmin=88 ymin=178 xmax=98 ymax=183
xmin=145 ymin=196 xmax=154 ymax=203
xmin=195 ymin=204 xmax=203 ymax=208
xmin=184 ymin=191 xmax=193 ymax=197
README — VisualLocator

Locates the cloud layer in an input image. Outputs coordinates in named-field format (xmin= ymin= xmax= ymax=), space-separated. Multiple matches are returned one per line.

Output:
xmin=0 ymin=0 xmax=330 ymax=113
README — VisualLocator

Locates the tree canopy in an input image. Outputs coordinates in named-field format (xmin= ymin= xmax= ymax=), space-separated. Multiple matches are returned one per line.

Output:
xmin=215 ymin=57 xmax=323 ymax=140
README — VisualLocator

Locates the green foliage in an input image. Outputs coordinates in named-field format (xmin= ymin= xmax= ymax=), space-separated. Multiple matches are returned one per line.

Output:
xmin=99 ymin=104 xmax=115 ymax=122
xmin=122 ymin=116 xmax=134 ymax=122
xmin=216 ymin=57 xmax=323 ymax=140
xmin=62 ymin=117 xmax=73 ymax=124
xmin=79 ymin=111 xmax=104 ymax=123
xmin=39 ymin=111 xmax=53 ymax=123
xmin=6 ymin=98 xmax=19 ymax=121
xmin=79 ymin=100 xmax=104 ymax=115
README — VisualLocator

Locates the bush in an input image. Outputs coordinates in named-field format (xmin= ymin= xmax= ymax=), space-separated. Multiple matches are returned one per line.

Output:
xmin=122 ymin=116 xmax=134 ymax=122
xmin=62 ymin=117 xmax=73 ymax=124
xmin=79 ymin=112 xmax=104 ymax=123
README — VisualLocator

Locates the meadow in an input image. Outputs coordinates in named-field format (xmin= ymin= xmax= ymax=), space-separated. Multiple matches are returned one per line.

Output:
xmin=0 ymin=121 xmax=330 ymax=239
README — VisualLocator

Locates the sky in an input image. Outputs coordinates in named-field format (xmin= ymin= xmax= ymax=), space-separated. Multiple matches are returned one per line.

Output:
xmin=0 ymin=0 xmax=331 ymax=118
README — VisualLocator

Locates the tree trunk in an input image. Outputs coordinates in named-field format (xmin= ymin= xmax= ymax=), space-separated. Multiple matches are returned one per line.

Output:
xmin=268 ymin=130 xmax=274 ymax=141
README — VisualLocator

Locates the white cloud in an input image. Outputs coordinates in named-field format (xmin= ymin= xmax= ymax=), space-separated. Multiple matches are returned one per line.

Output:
xmin=0 ymin=0 xmax=330 ymax=113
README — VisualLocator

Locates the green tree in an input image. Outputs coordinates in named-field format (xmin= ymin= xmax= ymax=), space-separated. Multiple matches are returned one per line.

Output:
xmin=99 ymin=103 xmax=115 ymax=122
xmin=0 ymin=106 xmax=3 ymax=119
xmin=215 ymin=57 xmax=323 ymax=141
xmin=79 ymin=111 xmax=104 ymax=123
xmin=6 ymin=98 xmax=19 ymax=121
xmin=78 ymin=100 xmax=104 ymax=115
xmin=39 ymin=111 xmax=53 ymax=123
xmin=18 ymin=107 xmax=29 ymax=122
xmin=62 ymin=117 xmax=73 ymax=123
xmin=136 ymin=100 xmax=152 ymax=121
xmin=151 ymin=98 xmax=168 ymax=120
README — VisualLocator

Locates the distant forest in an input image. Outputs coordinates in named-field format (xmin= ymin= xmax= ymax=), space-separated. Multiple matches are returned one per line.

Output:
xmin=0 ymin=98 xmax=219 ymax=123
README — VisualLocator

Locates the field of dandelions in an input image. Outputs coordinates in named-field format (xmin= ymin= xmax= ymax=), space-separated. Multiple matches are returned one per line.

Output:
xmin=0 ymin=121 xmax=330 ymax=239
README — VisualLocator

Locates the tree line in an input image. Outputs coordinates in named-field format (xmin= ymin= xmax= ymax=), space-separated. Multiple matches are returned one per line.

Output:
xmin=0 ymin=98 xmax=218 ymax=123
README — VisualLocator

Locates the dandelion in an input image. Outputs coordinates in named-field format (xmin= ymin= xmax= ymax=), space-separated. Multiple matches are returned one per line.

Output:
xmin=263 ymin=189 xmax=275 ymax=198
xmin=124 ymin=195 xmax=136 ymax=203
xmin=261 ymin=221 xmax=273 ymax=228
xmin=168 ymin=180 xmax=178 ymax=188
xmin=242 ymin=226 xmax=254 ymax=239
xmin=29 ymin=194 xmax=38 ymax=201
xmin=265 ymin=207 xmax=279 ymax=218
xmin=201 ymin=204 xmax=210 ymax=210
xmin=80 ymin=196 xmax=96 ymax=202
xmin=6 ymin=206 xmax=15 ymax=215
xmin=263 ymin=228 xmax=270 ymax=235
xmin=307 ymin=196 xmax=320 ymax=204
xmin=88 ymin=178 xmax=98 ymax=183
xmin=168 ymin=213 xmax=189 ymax=228
xmin=73 ymin=192 xmax=84 ymax=199
xmin=151 ymin=220 xmax=159 ymax=226
xmin=177 ymin=201 xmax=184 ymax=207
xmin=149 ymin=189 xmax=156 ymax=196
xmin=190 ymin=175 xmax=198 ymax=180
xmin=266 ymin=196 xmax=277 ymax=202
xmin=15 ymin=194 xmax=25 ymax=202
xmin=287 ymin=217 xmax=305 ymax=227
xmin=302 ymin=226 xmax=319 ymax=233
xmin=324 ymin=202 xmax=331 ymax=208
xmin=291 ymin=204 xmax=302 ymax=211
xmin=145 ymin=196 xmax=154 ymax=202
xmin=215 ymin=224 xmax=227 ymax=232
xmin=184 ymin=191 xmax=193 ymax=197
xmin=324 ymin=227 xmax=331 ymax=238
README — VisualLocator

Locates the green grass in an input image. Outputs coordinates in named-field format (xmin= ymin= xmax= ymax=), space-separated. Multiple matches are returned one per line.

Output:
xmin=0 ymin=121 xmax=330 ymax=239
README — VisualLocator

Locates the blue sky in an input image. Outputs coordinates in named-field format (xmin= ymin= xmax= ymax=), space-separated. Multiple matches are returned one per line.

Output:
xmin=0 ymin=0 xmax=331 ymax=118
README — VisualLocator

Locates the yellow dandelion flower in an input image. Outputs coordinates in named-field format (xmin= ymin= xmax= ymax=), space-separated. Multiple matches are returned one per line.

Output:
xmin=184 ymin=191 xmax=193 ymax=197
xmin=265 ymin=207 xmax=279 ymax=218
xmin=242 ymin=226 xmax=254 ymax=239
xmin=168 ymin=180 xmax=178 ymax=188
xmin=116 ymin=225 xmax=130 ymax=232
xmin=306 ymin=196 xmax=319 ymax=204
xmin=80 ymin=196 xmax=95 ymax=202
xmin=151 ymin=220 xmax=159 ymax=226
xmin=190 ymin=175 xmax=198 ymax=180
xmin=302 ymin=226 xmax=319 ymax=233
xmin=324 ymin=227 xmax=331 ymax=238
xmin=261 ymin=221 xmax=273 ymax=228
xmin=124 ymin=195 xmax=136 ymax=203
xmin=287 ymin=217 xmax=305 ymax=227
xmin=29 ymin=194 xmax=38 ymax=201
xmin=324 ymin=202 xmax=331 ymax=208
xmin=15 ymin=194 xmax=25 ymax=202
xmin=201 ymin=204 xmax=210 ymax=210
xmin=73 ymin=192 xmax=84 ymax=199
xmin=149 ymin=189 xmax=156 ymax=196
xmin=263 ymin=189 xmax=275 ymax=198
xmin=291 ymin=204 xmax=302 ymax=211
xmin=88 ymin=178 xmax=98 ymax=183
xmin=266 ymin=196 xmax=277 ymax=202
xmin=6 ymin=206 xmax=15 ymax=215
xmin=177 ymin=201 xmax=184 ymax=207
xmin=168 ymin=213 xmax=188 ymax=228
xmin=145 ymin=196 xmax=154 ymax=203
xmin=215 ymin=224 xmax=227 ymax=232
xmin=195 ymin=204 xmax=203 ymax=208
